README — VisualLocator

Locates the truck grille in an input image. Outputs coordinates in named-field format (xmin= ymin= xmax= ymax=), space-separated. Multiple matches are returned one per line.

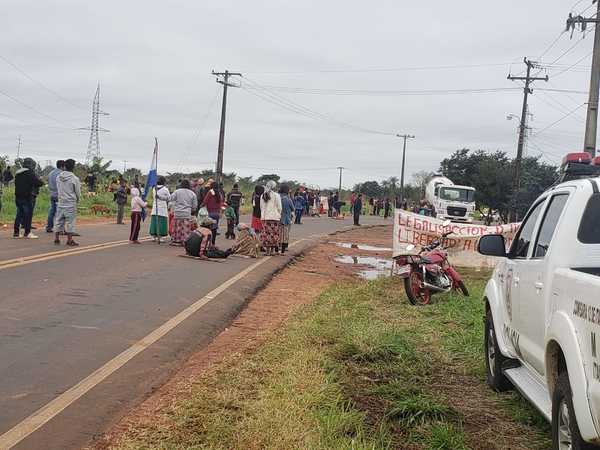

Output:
xmin=447 ymin=206 xmax=467 ymax=217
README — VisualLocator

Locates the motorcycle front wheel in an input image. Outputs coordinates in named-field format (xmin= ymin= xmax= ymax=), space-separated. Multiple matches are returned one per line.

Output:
xmin=404 ymin=271 xmax=431 ymax=305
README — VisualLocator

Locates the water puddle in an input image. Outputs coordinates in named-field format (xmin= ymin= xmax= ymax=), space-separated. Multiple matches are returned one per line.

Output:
xmin=334 ymin=255 xmax=393 ymax=280
xmin=331 ymin=242 xmax=392 ymax=252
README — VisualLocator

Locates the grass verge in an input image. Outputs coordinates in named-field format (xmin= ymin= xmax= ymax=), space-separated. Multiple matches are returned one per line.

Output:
xmin=112 ymin=270 xmax=551 ymax=450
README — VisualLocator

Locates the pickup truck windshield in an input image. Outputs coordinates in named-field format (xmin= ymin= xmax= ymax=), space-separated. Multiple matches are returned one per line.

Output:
xmin=440 ymin=187 xmax=475 ymax=202
xmin=578 ymin=193 xmax=600 ymax=243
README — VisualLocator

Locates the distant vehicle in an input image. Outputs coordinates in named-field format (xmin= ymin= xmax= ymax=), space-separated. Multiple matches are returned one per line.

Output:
xmin=477 ymin=152 xmax=600 ymax=449
xmin=425 ymin=176 xmax=475 ymax=223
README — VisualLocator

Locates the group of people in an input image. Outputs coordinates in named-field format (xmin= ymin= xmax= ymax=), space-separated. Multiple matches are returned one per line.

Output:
xmin=9 ymin=158 xmax=82 ymax=246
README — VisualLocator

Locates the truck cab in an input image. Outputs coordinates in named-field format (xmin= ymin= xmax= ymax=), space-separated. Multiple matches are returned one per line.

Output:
xmin=478 ymin=153 xmax=600 ymax=449
xmin=425 ymin=176 xmax=476 ymax=223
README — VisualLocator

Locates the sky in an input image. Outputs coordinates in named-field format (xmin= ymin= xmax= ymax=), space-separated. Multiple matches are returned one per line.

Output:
xmin=0 ymin=0 xmax=596 ymax=189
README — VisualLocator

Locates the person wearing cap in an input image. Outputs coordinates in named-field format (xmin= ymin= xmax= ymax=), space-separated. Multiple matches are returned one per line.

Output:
xmin=13 ymin=157 xmax=43 ymax=239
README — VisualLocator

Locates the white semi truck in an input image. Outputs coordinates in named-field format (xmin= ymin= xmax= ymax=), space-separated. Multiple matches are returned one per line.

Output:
xmin=425 ymin=176 xmax=476 ymax=222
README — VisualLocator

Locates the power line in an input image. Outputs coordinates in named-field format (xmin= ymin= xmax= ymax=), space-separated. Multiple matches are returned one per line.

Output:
xmin=243 ymin=62 xmax=514 ymax=75
xmin=532 ymin=103 xmax=586 ymax=137
xmin=551 ymin=50 xmax=593 ymax=78
xmin=243 ymin=83 xmax=521 ymax=96
xmin=241 ymin=77 xmax=394 ymax=136
xmin=0 ymin=54 xmax=87 ymax=111
xmin=538 ymin=30 xmax=568 ymax=60
xmin=0 ymin=87 xmax=76 ymax=128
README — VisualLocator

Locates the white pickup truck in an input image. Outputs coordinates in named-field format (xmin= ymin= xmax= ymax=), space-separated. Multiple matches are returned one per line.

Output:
xmin=478 ymin=155 xmax=600 ymax=450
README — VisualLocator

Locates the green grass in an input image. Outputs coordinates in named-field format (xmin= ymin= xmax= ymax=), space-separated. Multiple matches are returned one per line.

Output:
xmin=112 ymin=271 xmax=551 ymax=450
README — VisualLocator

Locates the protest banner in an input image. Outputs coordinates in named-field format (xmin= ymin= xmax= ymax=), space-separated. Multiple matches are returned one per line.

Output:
xmin=392 ymin=209 xmax=520 ymax=268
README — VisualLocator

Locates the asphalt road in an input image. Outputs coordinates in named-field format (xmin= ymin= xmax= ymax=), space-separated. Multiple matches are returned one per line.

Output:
xmin=0 ymin=214 xmax=385 ymax=450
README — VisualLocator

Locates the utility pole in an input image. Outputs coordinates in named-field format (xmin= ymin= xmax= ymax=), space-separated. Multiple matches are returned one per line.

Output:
xmin=396 ymin=134 xmax=415 ymax=205
xmin=123 ymin=160 xmax=127 ymax=173
xmin=566 ymin=2 xmax=600 ymax=156
xmin=212 ymin=70 xmax=242 ymax=185
xmin=16 ymin=135 xmax=21 ymax=160
xmin=80 ymin=83 xmax=109 ymax=166
xmin=337 ymin=166 xmax=344 ymax=195
xmin=507 ymin=58 xmax=548 ymax=221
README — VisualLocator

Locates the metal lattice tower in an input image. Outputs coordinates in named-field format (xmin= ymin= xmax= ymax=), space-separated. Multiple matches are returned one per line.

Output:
xmin=83 ymin=83 xmax=109 ymax=165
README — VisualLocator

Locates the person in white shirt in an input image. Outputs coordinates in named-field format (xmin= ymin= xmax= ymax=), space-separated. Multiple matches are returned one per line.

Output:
xmin=260 ymin=180 xmax=282 ymax=255
xmin=129 ymin=187 xmax=147 ymax=244
xmin=149 ymin=176 xmax=170 ymax=243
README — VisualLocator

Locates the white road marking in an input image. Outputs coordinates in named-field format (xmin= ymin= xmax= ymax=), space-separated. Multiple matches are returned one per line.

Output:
xmin=0 ymin=236 xmax=321 ymax=449
xmin=69 ymin=325 xmax=100 ymax=330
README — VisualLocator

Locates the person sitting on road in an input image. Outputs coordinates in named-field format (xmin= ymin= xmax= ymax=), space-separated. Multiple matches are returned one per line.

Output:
xmin=234 ymin=223 xmax=260 ymax=258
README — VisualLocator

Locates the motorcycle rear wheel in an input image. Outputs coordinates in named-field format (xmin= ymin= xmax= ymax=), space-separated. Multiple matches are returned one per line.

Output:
xmin=404 ymin=271 xmax=431 ymax=305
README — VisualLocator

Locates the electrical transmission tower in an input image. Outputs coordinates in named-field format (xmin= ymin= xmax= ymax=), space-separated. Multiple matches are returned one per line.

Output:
xmin=81 ymin=83 xmax=109 ymax=165
xmin=507 ymin=58 xmax=548 ymax=221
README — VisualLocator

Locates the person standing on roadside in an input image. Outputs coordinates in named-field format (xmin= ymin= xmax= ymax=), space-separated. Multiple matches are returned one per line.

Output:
xmin=251 ymin=185 xmax=264 ymax=234
xmin=353 ymin=194 xmax=363 ymax=226
xmin=384 ymin=197 xmax=391 ymax=219
xmin=226 ymin=183 xmax=243 ymax=225
xmin=3 ymin=165 xmax=13 ymax=187
xmin=279 ymin=184 xmax=294 ymax=254
xmin=202 ymin=180 xmax=223 ymax=245
xmin=260 ymin=180 xmax=282 ymax=256
xmin=129 ymin=187 xmax=146 ymax=244
xmin=54 ymin=159 xmax=81 ymax=246
xmin=114 ymin=179 xmax=128 ymax=224
xmin=46 ymin=160 xmax=65 ymax=233
xmin=293 ymin=190 xmax=305 ymax=224
xmin=150 ymin=176 xmax=170 ymax=242
xmin=13 ymin=158 xmax=43 ymax=239
xmin=169 ymin=179 xmax=198 ymax=246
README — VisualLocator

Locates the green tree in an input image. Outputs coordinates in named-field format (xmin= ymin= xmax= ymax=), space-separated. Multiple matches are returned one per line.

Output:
xmin=256 ymin=174 xmax=280 ymax=185
xmin=354 ymin=180 xmax=382 ymax=198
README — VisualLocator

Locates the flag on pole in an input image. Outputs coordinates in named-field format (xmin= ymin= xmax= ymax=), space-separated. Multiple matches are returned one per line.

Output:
xmin=143 ymin=137 xmax=158 ymax=200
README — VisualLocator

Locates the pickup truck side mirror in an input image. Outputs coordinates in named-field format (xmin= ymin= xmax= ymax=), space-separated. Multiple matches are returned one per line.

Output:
xmin=478 ymin=234 xmax=507 ymax=257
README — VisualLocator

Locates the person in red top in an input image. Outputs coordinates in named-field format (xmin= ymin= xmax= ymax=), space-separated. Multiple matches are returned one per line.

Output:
xmin=201 ymin=181 xmax=223 ymax=244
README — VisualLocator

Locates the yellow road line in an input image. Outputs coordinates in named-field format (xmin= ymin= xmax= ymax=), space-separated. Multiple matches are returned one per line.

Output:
xmin=0 ymin=237 xmax=151 ymax=271
xmin=0 ymin=236 xmax=318 ymax=449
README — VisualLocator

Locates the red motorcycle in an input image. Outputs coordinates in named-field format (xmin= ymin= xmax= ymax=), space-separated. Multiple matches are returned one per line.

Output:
xmin=394 ymin=223 xmax=469 ymax=305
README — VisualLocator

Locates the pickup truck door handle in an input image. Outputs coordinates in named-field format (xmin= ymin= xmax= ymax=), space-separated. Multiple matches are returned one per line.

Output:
xmin=535 ymin=282 xmax=544 ymax=290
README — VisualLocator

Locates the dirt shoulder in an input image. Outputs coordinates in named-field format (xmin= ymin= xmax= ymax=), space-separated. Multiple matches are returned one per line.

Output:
xmin=94 ymin=225 xmax=549 ymax=450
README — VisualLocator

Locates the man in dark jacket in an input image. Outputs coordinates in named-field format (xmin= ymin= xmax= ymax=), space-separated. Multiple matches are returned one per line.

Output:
xmin=14 ymin=158 xmax=43 ymax=239
xmin=353 ymin=194 xmax=363 ymax=226
xmin=114 ymin=179 xmax=128 ymax=224
xmin=3 ymin=166 xmax=13 ymax=186
xmin=226 ymin=183 xmax=243 ymax=225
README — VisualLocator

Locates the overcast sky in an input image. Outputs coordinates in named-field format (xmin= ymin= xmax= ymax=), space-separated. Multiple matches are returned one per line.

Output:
xmin=0 ymin=0 xmax=595 ymax=188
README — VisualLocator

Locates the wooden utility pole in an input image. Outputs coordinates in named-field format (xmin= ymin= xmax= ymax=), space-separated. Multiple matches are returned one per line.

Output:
xmin=567 ymin=2 xmax=600 ymax=156
xmin=16 ymin=135 xmax=21 ymax=160
xmin=507 ymin=58 xmax=548 ymax=221
xmin=212 ymin=70 xmax=241 ymax=185
xmin=396 ymin=133 xmax=415 ymax=205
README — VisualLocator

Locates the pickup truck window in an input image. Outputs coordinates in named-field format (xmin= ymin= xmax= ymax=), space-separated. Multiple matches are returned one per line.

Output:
xmin=510 ymin=200 xmax=545 ymax=258
xmin=578 ymin=193 xmax=600 ymax=243
xmin=533 ymin=194 xmax=568 ymax=258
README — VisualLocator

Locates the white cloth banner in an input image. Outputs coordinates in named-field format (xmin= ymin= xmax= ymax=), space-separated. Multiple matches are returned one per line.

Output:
xmin=392 ymin=209 xmax=520 ymax=268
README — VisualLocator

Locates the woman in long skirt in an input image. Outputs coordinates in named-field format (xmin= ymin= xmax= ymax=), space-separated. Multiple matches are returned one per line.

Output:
xmin=149 ymin=176 xmax=170 ymax=242
xmin=251 ymin=185 xmax=264 ymax=234
xmin=168 ymin=179 xmax=198 ymax=245
xmin=260 ymin=180 xmax=282 ymax=255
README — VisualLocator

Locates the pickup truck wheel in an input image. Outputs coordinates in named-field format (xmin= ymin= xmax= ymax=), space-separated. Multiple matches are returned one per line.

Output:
xmin=485 ymin=310 xmax=512 ymax=392
xmin=552 ymin=372 xmax=597 ymax=450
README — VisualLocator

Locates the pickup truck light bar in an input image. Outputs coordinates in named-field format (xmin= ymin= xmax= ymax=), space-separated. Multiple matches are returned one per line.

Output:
xmin=556 ymin=152 xmax=600 ymax=183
